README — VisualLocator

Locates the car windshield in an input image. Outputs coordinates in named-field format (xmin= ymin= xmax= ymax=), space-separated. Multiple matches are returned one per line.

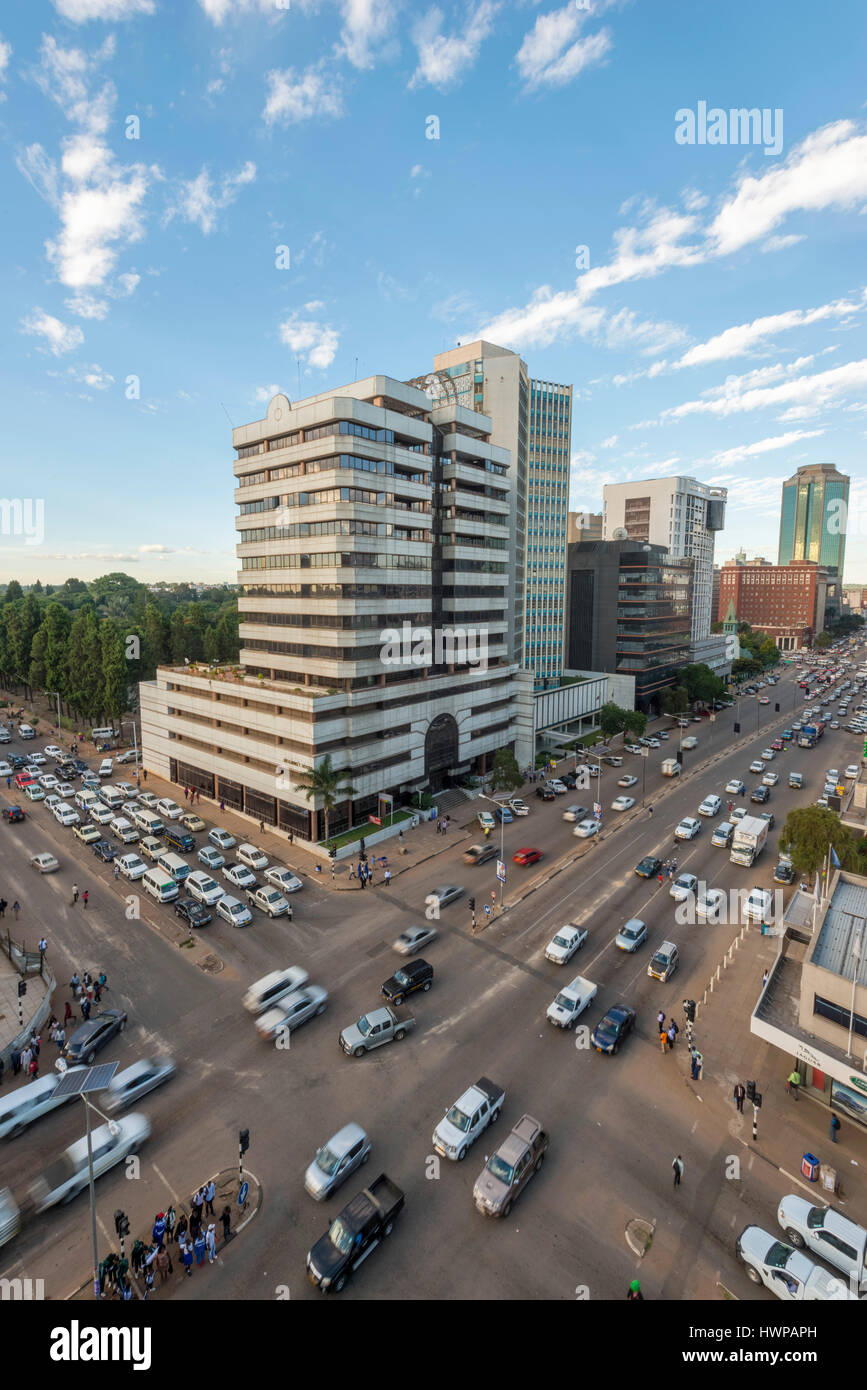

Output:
xmin=356 ymin=1015 xmax=372 ymax=1036
xmin=555 ymin=993 xmax=574 ymax=1010
xmin=328 ymin=1217 xmax=354 ymax=1255
xmin=486 ymin=1154 xmax=514 ymax=1185
xmin=765 ymin=1241 xmax=794 ymax=1269
xmin=623 ymin=926 xmax=641 ymax=940
xmin=316 ymin=1144 xmax=342 ymax=1176
xmin=393 ymin=970 xmax=410 ymax=986
xmin=553 ymin=935 xmax=570 ymax=948
xmin=445 ymin=1105 xmax=471 ymax=1132
xmin=598 ymin=1015 xmax=617 ymax=1036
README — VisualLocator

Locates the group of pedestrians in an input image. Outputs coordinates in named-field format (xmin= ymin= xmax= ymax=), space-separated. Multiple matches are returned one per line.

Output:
xmin=70 ymin=884 xmax=89 ymax=908
xmin=0 ymin=898 xmax=20 ymax=918
xmin=434 ymin=815 xmax=450 ymax=835
xmin=183 ymin=786 xmax=202 ymax=804
xmin=656 ymin=1010 xmax=680 ymax=1052
xmin=657 ymin=858 xmax=678 ymax=884
xmin=117 ymin=1186 xmax=231 ymax=1298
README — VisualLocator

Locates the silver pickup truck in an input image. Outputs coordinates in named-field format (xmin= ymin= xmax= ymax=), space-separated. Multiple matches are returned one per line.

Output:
xmin=339 ymin=1006 xmax=416 ymax=1057
xmin=433 ymin=1076 xmax=505 ymax=1161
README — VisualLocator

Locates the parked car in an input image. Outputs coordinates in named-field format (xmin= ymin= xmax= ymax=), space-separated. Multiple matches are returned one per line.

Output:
xmin=246 ymin=885 xmax=292 ymax=918
xmin=777 ymin=1197 xmax=867 ymax=1292
xmin=304 ymin=1122 xmax=372 ymax=1201
xmin=473 ymin=1114 xmax=549 ymax=1218
xmin=508 ymin=798 xmax=529 ymax=816
xmin=174 ymin=897 xmax=213 ymax=928
xmin=116 ymin=853 xmax=147 ymax=881
xmin=208 ymin=828 xmax=236 ymax=850
xmin=180 ymin=813 xmax=206 ymax=832
xmin=736 ymin=1225 xmax=856 ymax=1301
xmin=237 ymin=843 xmax=269 ymax=870
xmin=91 ymin=839 xmax=115 ymax=863
xmin=216 ymin=895 xmax=253 ymax=928
xmin=477 ymin=811 xmax=496 ymax=832
xmin=73 ymin=823 xmax=101 ymax=845
xmin=544 ymin=923 xmax=588 ymax=964
xmin=222 ymin=863 xmax=257 ymax=890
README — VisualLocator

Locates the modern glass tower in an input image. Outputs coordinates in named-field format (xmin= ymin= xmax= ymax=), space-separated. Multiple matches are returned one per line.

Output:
xmin=778 ymin=463 xmax=849 ymax=574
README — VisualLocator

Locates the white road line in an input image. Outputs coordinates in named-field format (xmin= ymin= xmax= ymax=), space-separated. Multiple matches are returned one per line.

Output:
xmin=151 ymin=1162 xmax=182 ymax=1204
xmin=426 ymin=971 xmax=521 ymax=1036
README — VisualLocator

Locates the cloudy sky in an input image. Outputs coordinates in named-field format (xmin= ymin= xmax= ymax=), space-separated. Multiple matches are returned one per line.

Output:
xmin=1 ymin=0 xmax=866 ymax=583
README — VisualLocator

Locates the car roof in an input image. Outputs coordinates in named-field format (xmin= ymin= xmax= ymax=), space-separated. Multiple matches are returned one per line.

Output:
xmin=366 ymin=1007 xmax=393 ymax=1026
xmin=109 ymin=1060 xmax=154 ymax=1088
xmin=323 ymin=1121 xmax=367 ymax=1154
xmin=656 ymin=939 xmax=678 ymax=953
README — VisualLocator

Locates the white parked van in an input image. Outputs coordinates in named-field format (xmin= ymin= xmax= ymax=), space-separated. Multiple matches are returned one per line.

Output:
xmin=135 ymin=809 xmax=164 ymax=836
xmin=97 ymin=758 xmax=113 ymax=778
xmin=110 ymin=817 xmax=139 ymax=845
xmin=116 ymin=852 xmax=147 ymax=881
xmin=186 ymin=871 xmax=225 ymax=906
xmin=75 ymin=788 xmax=99 ymax=813
xmin=156 ymin=850 xmax=191 ymax=883
xmin=53 ymin=802 xmax=80 ymax=827
xmin=98 ymin=786 xmax=124 ymax=811
xmin=142 ymin=866 xmax=179 ymax=903
xmin=91 ymin=727 xmax=115 ymax=744
xmin=18 ymin=725 xmax=35 ymax=739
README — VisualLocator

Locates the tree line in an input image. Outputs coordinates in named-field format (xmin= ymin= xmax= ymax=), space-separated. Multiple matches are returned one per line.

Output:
xmin=0 ymin=574 xmax=239 ymax=722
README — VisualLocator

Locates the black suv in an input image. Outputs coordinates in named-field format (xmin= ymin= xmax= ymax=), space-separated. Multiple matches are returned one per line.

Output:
xmin=535 ymin=786 xmax=555 ymax=801
xmin=174 ymin=898 xmax=213 ymax=928
xmin=92 ymin=838 xmax=116 ymax=862
xmin=380 ymin=958 xmax=434 ymax=1005
xmin=750 ymin=785 xmax=770 ymax=804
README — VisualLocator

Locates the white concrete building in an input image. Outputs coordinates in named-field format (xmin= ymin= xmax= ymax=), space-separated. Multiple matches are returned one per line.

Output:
xmin=603 ymin=475 xmax=727 ymax=657
xmin=140 ymin=379 xmax=522 ymax=841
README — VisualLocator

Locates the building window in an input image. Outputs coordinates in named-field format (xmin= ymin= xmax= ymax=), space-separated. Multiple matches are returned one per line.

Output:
xmin=814 ymin=994 xmax=867 ymax=1040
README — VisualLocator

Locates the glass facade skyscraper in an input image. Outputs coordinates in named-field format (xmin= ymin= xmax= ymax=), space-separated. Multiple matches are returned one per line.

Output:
xmin=778 ymin=464 xmax=849 ymax=618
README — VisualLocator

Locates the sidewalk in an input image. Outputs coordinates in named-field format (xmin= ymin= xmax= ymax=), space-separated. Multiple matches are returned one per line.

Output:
xmin=67 ymin=1166 xmax=262 ymax=1302
xmin=0 ymin=948 xmax=53 ymax=1063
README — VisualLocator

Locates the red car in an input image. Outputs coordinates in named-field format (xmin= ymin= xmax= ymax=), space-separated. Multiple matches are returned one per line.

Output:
xmin=14 ymin=772 xmax=35 ymax=789
xmin=2 ymin=806 xmax=25 ymax=823
xmin=513 ymin=848 xmax=543 ymax=867
xmin=771 ymin=738 xmax=784 ymax=751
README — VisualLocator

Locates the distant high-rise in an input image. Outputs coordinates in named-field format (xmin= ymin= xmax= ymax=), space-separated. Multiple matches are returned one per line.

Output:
xmin=778 ymin=463 xmax=849 ymax=612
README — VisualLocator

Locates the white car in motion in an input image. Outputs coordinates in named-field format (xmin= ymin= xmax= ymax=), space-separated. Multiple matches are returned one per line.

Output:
xmin=675 ymin=817 xmax=701 ymax=840
xmin=611 ymin=795 xmax=635 ymax=812
xmin=544 ymin=923 xmax=588 ymax=965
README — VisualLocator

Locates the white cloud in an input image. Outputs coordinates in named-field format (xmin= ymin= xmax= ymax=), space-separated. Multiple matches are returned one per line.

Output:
xmin=112 ymin=270 xmax=140 ymax=296
xmin=0 ymin=35 xmax=11 ymax=96
xmin=65 ymin=291 xmax=108 ymax=318
xmin=21 ymin=308 xmax=85 ymax=356
xmin=408 ymin=0 xmax=499 ymax=91
xmin=600 ymin=435 xmax=618 ymax=449
xmin=16 ymin=145 xmax=60 ymax=206
xmin=198 ymin=0 xmax=303 ymax=20
xmin=515 ymin=4 xmax=611 ymax=91
xmin=52 ymin=0 xmax=155 ymax=19
xmin=665 ymin=357 xmax=867 ymax=421
xmin=707 ymin=429 xmax=825 ymax=465
xmin=669 ymin=293 xmax=865 ymax=371
xmin=263 ymin=64 xmax=343 ymax=126
xmin=337 ymin=0 xmax=398 ymax=70
xmin=278 ymin=309 xmax=339 ymax=370
xmin=67 ymin=361 xmax=115 ymax=389
xmin=253 ymin=383 xmax=282 ymax=404
xmin=165 ymin=161 xmax=256 ymax=234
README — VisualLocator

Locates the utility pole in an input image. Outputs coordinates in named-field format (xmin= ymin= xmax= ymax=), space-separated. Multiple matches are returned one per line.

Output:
xmin=746 ymin=1080 xmax=761 ymax=1140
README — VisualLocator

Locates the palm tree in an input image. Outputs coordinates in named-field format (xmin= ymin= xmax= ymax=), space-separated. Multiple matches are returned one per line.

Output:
xmin=294 ymin=754 xmax=356 ymax=843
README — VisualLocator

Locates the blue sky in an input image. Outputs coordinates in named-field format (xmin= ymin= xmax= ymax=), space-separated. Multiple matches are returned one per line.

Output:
xmin=1 ymin=0 xmax=866 ymax=584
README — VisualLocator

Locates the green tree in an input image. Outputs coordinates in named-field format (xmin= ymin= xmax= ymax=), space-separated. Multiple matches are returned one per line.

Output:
xmin=169 ymin=610 xmax=188 ymax=665
xmin=28 ymin=623 xmax=47 ymax=690
xmin=43 ymin=604 xmax=72 ymax=700
xmin=661 ymin=685 xmax=689 ymax=715
xmin=3 ymin=580 xmax=23 ymax=604
xmin=814 ymin=631 xmax=833 ymax=649
xmin=732 ymin=656 xmax=762 ymax=678
xmin=490 ymin=747 xmax=523 ymax=794
xmin=294 ymin=754 xmax=356 ymax=843
xmin=779 ymin=807 xmax=858 ymax=880
xmin=100 ymin=621 xmax=128 ymax=719
xmin=599 ymin=702 xmax=629 ymax=740
xmin=143 ymin=601 xmax=170 ymax=673
xmin=680 ymin=663 xmax=725 ymax=705
xmin=202 ymin=625 xmax=219 ymax=663
xmin=215 ymin=610 xmax=238 ymax=661
xmin=67 ymin=608 xmax=103 ymax=718
xmin=623 ymin=708 xmax=648 ymax=738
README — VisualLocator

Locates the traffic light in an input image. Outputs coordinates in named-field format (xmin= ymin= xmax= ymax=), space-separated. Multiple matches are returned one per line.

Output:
xmin=328 ymin=846 xmax=336 ymax=860
xmin=676 ymin=750 xmax=683 ymax=765
xmin=733 ymin=722 xmax=741 ymax=733
xmin=682 ymin=998 xmax=696 ymax=1022
xmin=746 ymin=1079 xmax=756 ymax=1102
xmin=239 ymin=1128 xmax=250 ymax=1154
xmin=774 ymin=703 xmax=780 ymax=712
xmin=17 ymin=980 xmax=26 ymax=998
xmin=754 ymin=1092 xmax=762 ymax=1109
xmin=468 ymin=897 xmax=476 ymax=911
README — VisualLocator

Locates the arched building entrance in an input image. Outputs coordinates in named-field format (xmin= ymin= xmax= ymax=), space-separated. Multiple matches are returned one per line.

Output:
xmin=424 ymin=712 xmax=459 ymax=791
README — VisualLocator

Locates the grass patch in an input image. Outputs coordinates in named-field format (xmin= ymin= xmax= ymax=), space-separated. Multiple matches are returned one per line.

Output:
xmin=323 ymin=810 xmax=413 ymax=851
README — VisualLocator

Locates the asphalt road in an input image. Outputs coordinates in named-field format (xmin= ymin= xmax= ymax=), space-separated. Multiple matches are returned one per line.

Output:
xmin=0 ymin=655 xmax=864 ymax=1302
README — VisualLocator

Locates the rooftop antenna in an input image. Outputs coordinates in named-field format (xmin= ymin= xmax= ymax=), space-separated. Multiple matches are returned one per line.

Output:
xmin=220 ymin=401 xmax=235 ymax=428
xmin=297 ymin=358 xmax=301 ymax=398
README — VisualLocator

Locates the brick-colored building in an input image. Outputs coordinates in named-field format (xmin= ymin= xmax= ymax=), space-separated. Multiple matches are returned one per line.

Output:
xmin=718 ymin=559 xmax=828 ymax=651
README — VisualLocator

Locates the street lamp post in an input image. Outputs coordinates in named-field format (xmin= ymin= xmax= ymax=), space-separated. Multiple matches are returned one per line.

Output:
xmin=478 ymin=793 xmax=506 ymax=910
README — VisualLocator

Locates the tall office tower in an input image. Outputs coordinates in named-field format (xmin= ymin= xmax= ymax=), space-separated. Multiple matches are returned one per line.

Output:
xmin=411 ymin=342 xmax=572 ymax=688
xmin=140 ymin=379 xmax=520 ymax=839
xmin=602 ymin=476 xmax=727 ymax=651
xmin=778 ymin=463 xmax=849 ymax=615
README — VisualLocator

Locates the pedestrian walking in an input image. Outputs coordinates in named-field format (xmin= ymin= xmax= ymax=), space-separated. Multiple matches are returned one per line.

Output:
xmin=152 ymin=1212 xmax=166 ymax=1245
xmin=672 ymin=1154 xmax=684 ymax=1189
xmin=787 ymin=1068 xmax=801 ymax=1100
xmin=98 ymin=970 xmax=107 ymax=994
xmin=10 ymin=1047 xmax=20 ymax=1076
xmin=155 ymin=1245 xmax=171 ymax=1284
xmin=669 ymin=1018 xmax=679 ymax=1045
xmin=205 ymin=1224 xmax=217 ymax=1264
xmin=82 ymin=890 xmax=88 ymax=908
xmin=194 ymin=1231 xmax=206 ymax=1266
xmin=831 ymin=1113 xmax=841 ymax=1144
xmin=761 ymin=969 xmax=769 ymax=989
xmin=38 ymin=936 xmax=47 ymax=956
xmin=626 ymin=1279 xmax=644 ymax=1300
xmin=359 ymin=864 xmax=367 ymax=890
xmin=204 ymin=1179 xmax=215 ymax=1216
xmin=657 ymin=1009 xmax=665 ymax=1035
xmin=657 ymin=871 xmax=663 ymax=885
xmin=72 ymin=884 xmax=79 ymax=904
xmin=20 ymin=1046 xmax=32 ymax=1074
xmin=221 ymin=1205 xmax=232 ymax=1242
xmin=647 ymin=806 xmax=653 ymax=818
xmin=0 ymin=899 xmax=6 ymax=918
xmin=288 ymin=829 xmax=294 ymax=846
xmin=384 ymin=868 xmax=392 ymax=887
xmin=28 ymin=1055 xmax=38 ymax=1078
xmin=69 ymin=971 xmax=80 ymax=995
xmin=12 ymin=901 xmax=19 ymax=919
xmin=131 ymin=1239 xmax=146 ymax=1277
xmin=81 ymin=997 xmax=91 ymax=1022
xmin=259 ymin=819 xmax=265 ymax=835
xmin=166 ymin=1205 xmax=176 ymax=1244
xmin=181 ymin=1240 xmax=193 ymax=1277
xmin=176 ymin=1213 xmax=188 ymax=1248
xmin=666 ymin=1023 xmax=676 ymax=1050
xmin=54 ymin=1026 xmax=65 ymax=1052
xmin=659 ymin=1028 xmax=667 ymax=1053
xmin=398 ymin=830 xmax=404 ymax=849
xmin=733 ymin=1082 xmax=745 ymax=1113
xmin=113 ymin=864 xmax=120 ymax=880
xmin=219 ymin=799 xmax=225 ymax=813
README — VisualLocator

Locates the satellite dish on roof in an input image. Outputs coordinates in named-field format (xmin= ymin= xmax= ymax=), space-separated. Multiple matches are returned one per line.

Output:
xmin=612 ymin=527 xmax=628 ymax=540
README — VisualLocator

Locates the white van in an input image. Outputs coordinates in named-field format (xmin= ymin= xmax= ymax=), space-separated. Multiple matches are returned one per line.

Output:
xmin=243 ymin=966 xmax=309 ymax=1016
xmin=98 ymin=785 xmax=124 ymax=811
xmin=97 ymin=758 xmax=114 ymax=778
xmin=0 ymin=1070 xmax=84 ymax=1139
xmin=18 ymin=725 xmax=35 ymax=739
xmin=75 ymin=788 xmax=99 ymax=813
xmin=110 ymin=816 xmax=139 ymax=845
xmin=142 ymin=866 xmax=179 ymax=903
xmin=185 ymin=870 xmax=225 ymax=907
xmin=53 ymin=802 xmax=80 ymax=827
xmin=91 ymin=727 xmax=115 ymax=744
xmin=156 ymin=850 xmax=191 ymax=883
xmin=135 ymin=809 xmax=164 ymax=836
